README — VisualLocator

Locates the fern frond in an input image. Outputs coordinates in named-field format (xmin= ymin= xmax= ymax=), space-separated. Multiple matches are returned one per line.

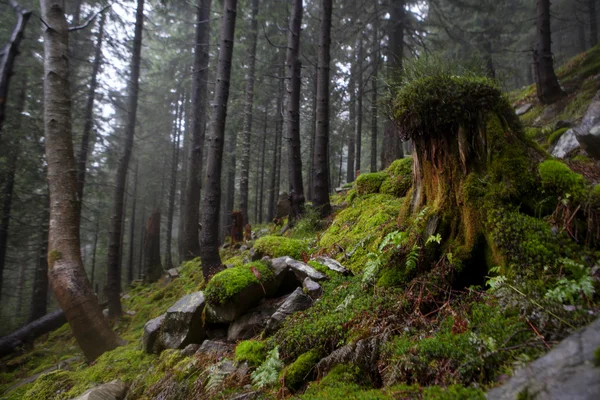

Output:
xmin=251 ymin=346 xmax=283 ymax=388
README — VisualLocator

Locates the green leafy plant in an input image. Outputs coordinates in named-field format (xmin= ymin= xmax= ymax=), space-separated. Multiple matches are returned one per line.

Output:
xmin=545 ymin=258 xmax=594 ymax=304
xmin=251 ymin=346 xmax=284 ymax=388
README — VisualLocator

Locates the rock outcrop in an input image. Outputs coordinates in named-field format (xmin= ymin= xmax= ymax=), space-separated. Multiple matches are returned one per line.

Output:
xmin=161 ymin=291 xmax=206 ymax=349
xmin=265 ymin=288 xmax=313 ymax=334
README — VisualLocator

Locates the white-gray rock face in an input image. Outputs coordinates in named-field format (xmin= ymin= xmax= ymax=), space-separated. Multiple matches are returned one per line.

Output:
xmin=515 ymin=103 xmax=533 ymax=116
xmin=265 ymin=287 xmax=313 ymax=334
xmin=551 ymin=128 xmax=580 ymax=158
xmin=161 ymin=291 xmax=206 ymax=349
xmin=142 ymin=314 xmax=165 ymax=354
xmin=271 ymin=256 xmax=329 ymax=282
xmin=486 ymin=317 xmax=600 ymax=400
xmin=314 ymin=256 xmax=353 ymax=276
xmin=302 ymin=277 xmax=323 ymax=299
xmin=69 ymin=380 xmax=128 ymax=400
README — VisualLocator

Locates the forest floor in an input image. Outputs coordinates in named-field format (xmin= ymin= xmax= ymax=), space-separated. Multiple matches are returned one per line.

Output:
xmin=1 ymin=47 xmax=600 ymax=400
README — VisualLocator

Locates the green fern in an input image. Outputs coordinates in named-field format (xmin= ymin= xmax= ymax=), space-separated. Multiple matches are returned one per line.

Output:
xmin=204 ymin=361 xmax=228 ymax=393
xmin=425 ymin=233 xmax=442 ymax=245
xmin=405 ymin=244 xmax=420 ymax=272
xmin=545 ymin=258 xmax=594 ymax=304
xmin=251 ymin=346 xmax=284 ymax=388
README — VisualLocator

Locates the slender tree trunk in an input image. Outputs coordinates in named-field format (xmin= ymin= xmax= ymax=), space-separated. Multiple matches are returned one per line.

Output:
xmin=143 ymin=209 xmax=162 ymax=282
xmin=223 ymin=129 xmax=237 ymax=241
xmin=178 ymin=89 xmax=190 ymax=263
xmin=312 ymin=0 xmax=333 ymax=218
xmin=268 ymin=65 xmax=285 ymax=222
xmin=91 ymin=215 xmax=99 ymax=288
xmin=106 ymin=0 xmax=144 ymax=319
xmin=355 ymin=34 xmax=364 ymax=176
xmin=346 ymin=61 xmax=356 ymax=183
xmin=165 ymin=96 xmax=182 ymax=270
xmin=0 ymin=1 xmax=31 ymax=142
xmin=127 ymin=160 xmax=138 ymax=284
xmin=381 ymin=0 xmax=405 ymax=168
xmin=533 ymin=0 xmax=565 ymax=105
xmin=254 ymin=148 xmax=260 ymax=223
xmin=40 ymin=0 xmax=122 ymax=362
xmin=239 ymin=0 xmax=261 ymax=225
xmin=590 ymin=0 xmax=598 ymax=47
xmin=259 ymin=107 xmax=268 ymax=223
xmin=182 ymin=0 xmax=213 ymax=261
xmin=306 ymin=67 xmax=318 ymax=202
xmin=76 ymin=11 xmax=105 ymax=211
xmin=138 ymin=207 xmax=145 ymax=280
xmin=199 ymin=0 xmax=239 ymax=277
xmin=30 ymin=197 xmax=49 ymax=322
xmin=285 ymin=0 xmax=305 ymax=223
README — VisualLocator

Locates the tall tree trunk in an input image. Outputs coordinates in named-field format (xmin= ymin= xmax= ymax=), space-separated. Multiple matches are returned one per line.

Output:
xmin=239 ymin=0 xmax=260 ymax=225
xmin=76 ymin=11 xmax=105 ymax=211
xmin=254 ymin=147 xmax=260 ymax=223
xmin=143 ymin=209 xmax=162 ymax=282
xmin=285 ymin=0 xmax=305 ymax=223
xmin=268 ymin=65 xmax=285 ymax=222
xmin=306 ymin=67 xmax=318 ymax=202
xmin=40 ymin=0 xmax=122 ymax=362
xmin=106 ymin=0 xmax=144 ymax=319
xmin=371 ymin=4 xmax=379 ymax=173
xmin=533 ymin=0 xmax=565 ymax=105
xmin=127 ymin=160 xmax=138 ymax=284
xmin=165 ymin=96 xmax=182 ymax=270
xmin=178 ymin=89 xmax=190 ymax=263
xmin=199 ymin=0 xmax=239 ymax=277
xmin=590 ymin=0 xmax=598 ymax=47
xmin=355 ymin=34 xmax=363 ymax=176
xmin=312 ymin=0 xmax=333 ymax=218
xmin=346 ymin=59 xmax=356 ymax=183
xmin=91 ymin=214 xmax=99 ymax=288
xmin=0 ymin=1 xmax=31 ymax=142
xmin=138 ymin=207 xmax=145 ymax=280
xmin=258 ymin=107 xmax=268 ymax=223
xmin=381 ymin=0 xmax=405 ymax=168
xmin=222 ymin=129 xmax=237 ymax=241
xmin=182 ymin=0 xmax=213 ymax=261
xmin=30 ymin=197 xmax=49 ymax=322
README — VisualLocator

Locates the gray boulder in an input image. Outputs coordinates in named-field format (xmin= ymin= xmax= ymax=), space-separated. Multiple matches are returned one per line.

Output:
xmin=487 ymin=317 xmax=600 ymax=400
xmin=205 ymin=283 xmax=267 ymax=324
xmin=302 ymin=277 xmax=323 ymax=299
xmin=314 ymin=256 xmax=353 ymax=276
xmin=265 ymin=288 xmax=313 ymax=334
xmin=571 ymin=91 xmax=600 ymax=160
xmin=161 ymin=291 xmax=206 ymax=349
xmin=265 ymin=257 xmax=303 ymax=296
xmin=196 ymin=340 xmax=234 ymax=358
xmin=142 ymin=314 xmax=165 ymax=354
xmin=227 ymin=296 xmax=287 ymax=341
xmin=551 ymin=129 xmax=580 ymax=158
xmin=515 ymin=103 xmax=533 ymax=116
xmin=181 ymin=343 xmax=200 ymax=356
xmin=70 ymin=380 xmax=128 ymax=400
xmin=273 ymin=256 xmax=329 ymax=282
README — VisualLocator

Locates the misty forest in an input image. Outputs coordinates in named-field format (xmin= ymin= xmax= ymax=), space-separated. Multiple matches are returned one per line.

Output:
xmin=1 ymin=0 xmax=600 ymax=398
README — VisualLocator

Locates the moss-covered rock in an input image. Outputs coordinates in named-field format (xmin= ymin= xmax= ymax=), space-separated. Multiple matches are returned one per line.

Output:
xmin=234 ymin=340 xmax=266 ymax=367
xmin=254 ymin=235 xmax=308 ymax=259
xmin=204 ymin=262 xmax=273 ymax=306
xmin=539 ymin=160 xmax=587 ymax=201
xmin=380 ymin=157 xmax=412 ymax=197
xmin=356 ymin=172 xmax=388 ymax=195
xmin=282 ymin=348 xmax=321 ymax=390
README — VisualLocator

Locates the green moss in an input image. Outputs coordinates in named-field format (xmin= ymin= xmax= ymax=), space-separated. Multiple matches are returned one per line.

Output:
xmin=547 ymin=128 xmax=569 ymax=147
xmin=22 ymin=370 xmax=74 ymax=400
xmin=282 ymin=348 xmax=321 ymax=390
xmin=302 ymin=382 xmax=484 ymax=399
xmin=48 ymin=250 xmax=62 ymax=268
xmin=356 ymin=172 xmax=388 ymax=195
xmin=205 ymin=261 xmax=273 ymax=305
xmin=380 ymin=157 xmax=412 ymax=197
xmin=539 ymin=160 xmax=587 ymax=201
xmin=319 ymin=194 xmax=403 ymax=273
xmin=234 ymin=340 xmax=266 ymax=367
xmin=223 ymin=255 xmax=245 ymax=267
xmin=594 ymin=347 xmax=600 ymax=366
xmin=254 ymin=235 xmax=308 ymax=259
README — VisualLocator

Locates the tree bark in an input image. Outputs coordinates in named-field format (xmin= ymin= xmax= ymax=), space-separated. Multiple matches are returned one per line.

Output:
xmin=258 ymin=106 xmax=268 ymax=223
xmin=268 ymin=65 xmax=285 ymax=222
xmin=90 ymin=214 xmax=99 ymax=288
xmin=590 ymin=0 xmax=598 ymax=48
xmin=76 ymin=11 xmax=105 ymax=213
xmin=0 ymin=0 xmax=31 ymax=142
xmin=106 ymin=0 xmax=144 ymax=319
xmin=239 ymin=0 xmax=260 ymax=226
xmin=127 ymin=160 xmax=138 ymax=284
xmin=165 ymin=95 xmax=182 ymax=270
xmin=312 ymin=0 xmax=333 ymax=218
xmin=182 ymin=0 xmax=213 ymax=261
xmin=371 ymin=15 xmax=379 ymax=173
xmin=40 ymin=0 xmax=122 ymax=362
xmin=199 ymin=0 xmax=238 ymax=277
xmin=346 ymin=60 xmax=356 ymax=183
xmin=143 ymin=209 xmax=162 ymax=282
xmin=355 ymin=34 xmax=364 ymax=176
xmin=0 ymin=309 xmax=66 ymax=359
xmin=284 ymin=0 xmax=305 ymax=224
xmin=178 ymin=89 xmax=190 ymax=263
xmin=222 ymin=126 xmax=237 ymax=241
xmin=533 ymin=0 xmax=565 ymax=105
xmin=30 ymin=197 xmax=49 ymax=322
xmin=306 ymin=67 xmax=318 ymax=202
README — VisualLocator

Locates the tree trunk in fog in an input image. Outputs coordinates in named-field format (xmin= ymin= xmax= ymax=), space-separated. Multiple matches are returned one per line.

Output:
xmin=312 ymin=0 xmax=333 ymax=218
xmin=268 ymin=66 xmax=285 ymax=222
xmin=0 ymin=78 xmax=25 ymax=303
xmin=40 ymin=0 xmax=122 ymax=362
xmin=259 ymin=107 xmax=268 ymax=223
xmin=182 ymin=0 xmax=212 ymax=261
xmin=382 ymin=0 xmax=405 ymax=168
xmin=239 ymin=0 xmax=260 ymax=226
xmin=371 ymin=16 xmax=379 ymax=173
xmin=533 ymin=0 xmax=565 ymax=105
xmin=0 ymin=0 xmax=31 ymax=142
xmin=91 ymin=215 xmax=99 ymax=287
xmin=590 ymin=0 xmax=598 ymax=47
xmin=346 ymin=60 xmax=356 ymax=183
xmin=285 ymin=0 xmax=305 ymax=224
xmin=222 ymin=129 xmax=237 ymax=241
xmin=30 ymin=197 xmax=49 ymax=322
xmin=106 ymin=0 xmax=144 ymax=319
xmin=199 ymin=0 xmax=239 ymax=277
xmin=307 ymin=68 xmax=318 ymax=202
xmin=76 ymin=11 xmax=105 ymax=212
xmin=355 ymin=34 xmax=363 ymax=176
xmin=127 ymin=161 xmax=138 ymax=284
xmin=165 ymin=98 xmax=182 ymax=270
xmin=143 ymin=209 xmax=162 ymax=282
xmin=138 ymin=207 xmax=145 ymax=279
xmin=178 ymin=89 xmax=190 ymax=263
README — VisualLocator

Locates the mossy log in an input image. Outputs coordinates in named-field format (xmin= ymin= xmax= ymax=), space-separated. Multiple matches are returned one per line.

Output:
xmin=0 ymin=309 xmax=66 ymax=359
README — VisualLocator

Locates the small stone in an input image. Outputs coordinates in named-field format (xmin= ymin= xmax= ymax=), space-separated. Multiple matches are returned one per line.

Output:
xmin=302 ymin=277 xmax=323 ymax=299
xmin=126 ymin=310 xmax=136 ymax=316
xmin=515 ymin=103 xmax=533 ymax=116
xmin=314 ymin=256 xmax=353 ymax=276
xmin=167 ymin=268 xmax=179 ymax=278
xmin=196 ymin=340 xmax=234 ymax=358
xmin=551 ymin=129 xmax=580 ymax=158
xmin=181 ymin=343 xmax=200 ymax=356
xmin=240 ymin=245 xmax=248 ymax=252
xmin=70 ymin=379 xmax=128 ymax=400
xmin=102 ymin=309 xmax=109 ymax=318
xmin=143 ymin=314 xmax=165 ymax=354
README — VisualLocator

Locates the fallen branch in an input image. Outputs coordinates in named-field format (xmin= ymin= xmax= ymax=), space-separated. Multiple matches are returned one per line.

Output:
xmin=0 ymin=309 xmax=66 ymax=359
